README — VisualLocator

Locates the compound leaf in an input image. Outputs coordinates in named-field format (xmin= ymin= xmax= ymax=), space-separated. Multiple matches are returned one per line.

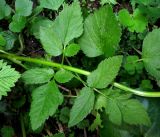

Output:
xmin=68 ymin=87 xmax=95 ymax=127
xmin=79 ymin=5 xmax=121 ymax=57
xmin=87 ymin=56 xmax=122 ymax=89
xmin=22 ymin=68 xmax=54 ymax=84
xmin=30 ymin=80 xmax=63 ymax=130
xmin=0 ymin=60 xmax=20 ymax=99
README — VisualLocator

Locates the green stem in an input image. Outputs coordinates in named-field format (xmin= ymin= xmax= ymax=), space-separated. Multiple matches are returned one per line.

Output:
xmin=132 ymin=47 xmax=142 ymax=55
xmin=93 ymin=88 xmax=110 ymax=99
xmin=61 ymin=48 xmax=65 ymax=64
xmin=65 ymin=57 xmax=87 ymax=86
xmin=20 ymin=113 xmax=26 ymax=137
xmin=113 ymin=82 xmax=160 ymax=97
xmin=1 ymin=53 xmax=160 ymax=97
xmin=0 ymin=53 xmax=90 ymax=76
xmin=64 ymin=95 xmax=77 ymax=98
xmin=18 ymin=34 xmax=25 ymax=54
xmin=135 ymin=58 xmax=144 ymax=62
xmin=27 ymin=7 xmax=43 ymax=23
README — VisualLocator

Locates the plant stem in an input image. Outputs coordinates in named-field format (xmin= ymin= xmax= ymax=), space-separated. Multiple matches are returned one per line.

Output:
xmin=132 ymin=47 xmax=142 ymax=55
xmin=135 ymin=58 xmax=144 ymax=62
xmin=18 ymin=34 xmax=25 ymax=54
xmin=65 ymin=57 xmax=87 ymax=86
xmin=0 ymin=53 xmax=90 ymax=75
xmin=93 ymin=88 xmax=110 ymax=99
xmin=64 ymin=95 xmax=77 ymax=98
xmin=1 ymin=53 xmax=160 ymax=97
xmin=113 ymin=82 xmax=160 ymax=97
xmin=20 ymin=113 xmax=26 ymax=137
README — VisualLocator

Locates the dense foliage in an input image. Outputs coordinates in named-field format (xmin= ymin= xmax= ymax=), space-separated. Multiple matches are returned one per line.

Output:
xmin=0 ymin=0 xmax=160 ymax=136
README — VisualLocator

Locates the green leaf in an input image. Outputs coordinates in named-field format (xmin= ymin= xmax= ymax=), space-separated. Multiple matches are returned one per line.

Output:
xmin=142 ymin=29 xmax=160 ymax=81
xmin=140 ymin=80 xmax=153 ymax=90
xmin=77 ymin=119 xmax=89 ymax=129
xmin=30 ymin=80 xmax=63 ymax=130
xmin=30 ymin=17 xmax=54 ymax=39
xmin=68 ymin=87 xmax=95 ymax=127
xmin=40 ymin=26 xmax=63 ymax=56
xmin=96 ymin=89 xmax=150 ymax=126
xmin=124 ymin=55 xmax=143 ymax=75
xmin=121 ymin=99 xmax=151 ymax=126
xmin=64 ymin=44 xmax=80 ymax=57
xmin=53 ymin=1 xmax=83 ymax=46
xmin=59 ymin=107 xmax=70 ymax=124
xmin=40 ymin=0 xmax=64 ymax=11
xmin=100 ymin=116 xmax=132 ymax=137
xmin=0 ymin=34 xmax=6 ymax=46
xmin=118 ymin=8 xmax=148 ymax=33
xmin=1 ymin=126 xmax=15 ymax=137
xmin=145 ymin=100 xmax=160 ymax=137
xmin=136 ymin=4 xmax=160 ymax=23
xmin=9 ymin=14 xmax=27 ymax=33
xmin=130 ymin=8 xmax=148 ymax=33
xmin=0 ymin=31 xmax=17 ymax=50
xmin=79 ymin=5 xmax=121 ymax=57
xmin=95 ymin=94 xmax=106 ymax=111
xmin=0 ymin=60 xmax=20 ymax=99
xmin=45 ymin=132 xmax=65 ymax=137
xmin=53 ymin=133 xmax=65 ymax=137
xmin=106 ymin=98 xmax=122 ymax=125
xmin=118 ymin=9 xmax=133 ymax=27
xmin=89 ymin=112 xmax=103 ymax=131
xmin=22 ymin=68 xmax=54 ymax=84
xmin=40 ymin=1 xmax=83 ymax=56
xmin=15 ymin=0 xmax=33 ymax=16
xmin=87 ymin=56 xmax=122 ymax=89
xmin=133 ymin=0 xmax=154 ymax=5
xmin=54 ymin=69 xmax=74 ymax=83
xmin=0 ymin=0 xmax=11 ymax=20
xmin=101 ymin=0 xmax=117 ymax=5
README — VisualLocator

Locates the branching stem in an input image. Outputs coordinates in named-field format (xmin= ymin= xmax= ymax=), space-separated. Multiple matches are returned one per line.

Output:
xmin=0 ymin=53 xmax=160 ymax=97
